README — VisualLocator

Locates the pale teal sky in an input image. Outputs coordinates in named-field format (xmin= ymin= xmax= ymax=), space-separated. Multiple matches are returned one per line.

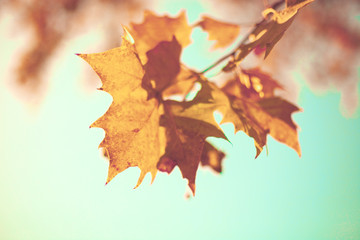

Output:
xmin=0 ymin=1 xmax=359 ymax=240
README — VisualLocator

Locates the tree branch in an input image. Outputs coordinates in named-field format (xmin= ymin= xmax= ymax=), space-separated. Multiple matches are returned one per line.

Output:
xmin=200 ymin=0 xmax=285 ymax=75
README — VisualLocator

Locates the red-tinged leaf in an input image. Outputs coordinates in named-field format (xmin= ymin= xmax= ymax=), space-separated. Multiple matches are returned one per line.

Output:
xmin=129 ymin=10 xmax=192 ymax=63
xmin=197 ymin=16 xmax=241 ymax=50
xmin=143 ymin=37 xmax=182 ymax=95
xmin=162 ymin=66 xmax=198 ymax=99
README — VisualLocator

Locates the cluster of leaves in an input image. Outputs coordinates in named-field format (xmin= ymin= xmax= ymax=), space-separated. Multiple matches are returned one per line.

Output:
xmin=78 ymin=0 xmax=314 ymax=194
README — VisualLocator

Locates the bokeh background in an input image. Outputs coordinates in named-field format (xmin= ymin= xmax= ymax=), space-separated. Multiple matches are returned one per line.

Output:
xmin=0 ymin=0 xmax=359 ymax=239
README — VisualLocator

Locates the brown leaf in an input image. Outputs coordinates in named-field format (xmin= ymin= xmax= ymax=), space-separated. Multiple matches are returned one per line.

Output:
xmin=197 ymin=16 xmax=241 ymax=50
xmin=129 ymin=10 xmax=192 ymax=63
xmin=77 ymin=31 xmax=160 ymax=187
xmin=161 ymin=66 xmax=197 ymax=99
xmin=158 ymin=99 xmax=227 ymax=195
xmin=194 ymin=80 xmax=300 ymax=157
xmin=231 ymin=97 xmax=301 ymax=156
xmin=200 ymin=142 xmax=225 ymax=173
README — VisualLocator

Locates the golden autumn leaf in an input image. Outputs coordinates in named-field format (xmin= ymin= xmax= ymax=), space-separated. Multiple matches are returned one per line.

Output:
xmin=197 ymin=16 xmax=241 ymax=50
xmin=129 ymin=10 xmax=192 ymax=63
xmin=77 ymin=31 xmax=160 ymax=187
xmin=223 ymin=0 xmax=315 ymax=71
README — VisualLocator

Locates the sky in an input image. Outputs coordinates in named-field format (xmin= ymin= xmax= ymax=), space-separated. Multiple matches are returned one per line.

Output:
xmin=0 ymin=1 xmax=359 ymax=240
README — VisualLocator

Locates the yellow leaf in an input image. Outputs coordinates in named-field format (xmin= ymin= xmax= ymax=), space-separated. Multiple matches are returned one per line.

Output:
xmin=77 ymin=32 xmax=160 ymax=187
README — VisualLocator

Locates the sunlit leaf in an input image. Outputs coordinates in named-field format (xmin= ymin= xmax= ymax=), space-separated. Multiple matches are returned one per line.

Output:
xmin=77 ymin=31 xmax=160 ymax=187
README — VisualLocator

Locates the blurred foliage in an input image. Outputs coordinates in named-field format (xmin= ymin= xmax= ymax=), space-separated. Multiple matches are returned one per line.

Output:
xmin=0 ymin=0 xmax=359 ymax=114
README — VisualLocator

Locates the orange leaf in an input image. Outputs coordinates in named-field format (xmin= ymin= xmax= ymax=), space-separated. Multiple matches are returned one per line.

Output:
xmin=129 ymin=10 xmax=192 ymax=63
xmin=197 ymin=16 xmax=240 ymax=50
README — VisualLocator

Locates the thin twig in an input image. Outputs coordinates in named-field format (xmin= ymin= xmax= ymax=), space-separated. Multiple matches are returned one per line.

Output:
xmin=200 ymin=0 xmax=285 ymax=75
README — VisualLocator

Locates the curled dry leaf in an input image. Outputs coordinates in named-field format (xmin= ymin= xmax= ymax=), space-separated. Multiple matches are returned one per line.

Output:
xmin=223 ymin=0 xmax=315 ymax=71
xmin=197 ymin=16 xmax=241 ymax=50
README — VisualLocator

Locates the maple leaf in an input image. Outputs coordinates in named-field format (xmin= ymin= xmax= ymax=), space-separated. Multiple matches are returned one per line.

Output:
xmin=230 ymin=97 xmax=301 ymax=157
xmin=77 ymin=30 xmax=160 ymax=187
xmin=223 ymin=0 xmax=315 ymax=71
xmin=129 ymin=10 xmax=192 ymax=63
xmin=197 ymin=16 xmax=241 ymax=50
